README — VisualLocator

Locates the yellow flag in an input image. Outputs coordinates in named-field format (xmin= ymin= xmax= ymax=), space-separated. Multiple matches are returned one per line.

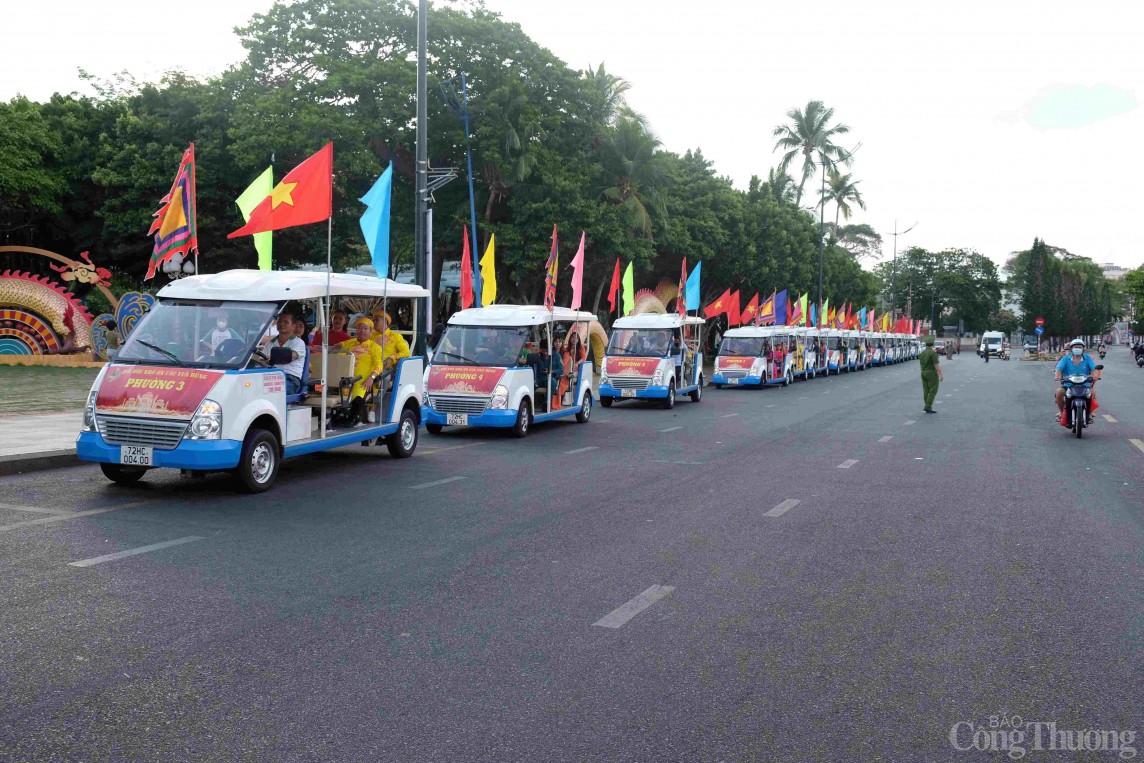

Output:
xmin=479 ymin=234 xmax=497 ymax=305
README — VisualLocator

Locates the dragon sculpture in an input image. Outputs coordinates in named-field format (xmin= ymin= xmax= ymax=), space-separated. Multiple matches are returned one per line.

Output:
xmin=0 ymin=270 xmax=94 ymax=354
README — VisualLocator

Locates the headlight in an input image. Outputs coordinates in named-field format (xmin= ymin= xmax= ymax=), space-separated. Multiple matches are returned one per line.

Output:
xmin=750 ymin=358 xmax=764 ymax=375
xmin=82 ymin=390 xmax=98 ymax=432
xmin=600 ymin=370 xmax=609 ymax=385
xmin=186 ymin=398 xmax=222 ymax=440
xmin=489 ymin=384 xmax=509 ymax=409
xmin=652 ymin=368 xmax=664 ymax=385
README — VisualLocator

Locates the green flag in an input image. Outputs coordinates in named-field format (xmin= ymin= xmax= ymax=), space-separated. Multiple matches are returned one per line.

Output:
xmin=236 ymin=167 xmax=273 ymax=270
xmin=621 ymin=262 xmax=635 ymax=316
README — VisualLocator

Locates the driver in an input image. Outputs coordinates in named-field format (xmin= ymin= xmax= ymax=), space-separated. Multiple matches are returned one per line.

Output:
xmin=266 ymin=310 xmax=307 ymax=395
xmin=1054 ymin=338 xmax=1101 ymax=424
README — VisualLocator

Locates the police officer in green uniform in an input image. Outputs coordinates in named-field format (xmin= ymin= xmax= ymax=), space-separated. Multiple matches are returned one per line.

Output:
xmin=919 ymin=335 xmax=944 ymax=413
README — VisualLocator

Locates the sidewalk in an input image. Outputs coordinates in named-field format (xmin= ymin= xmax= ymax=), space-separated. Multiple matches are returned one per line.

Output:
xmin=0 ymin=412 xmax=83 ymax=475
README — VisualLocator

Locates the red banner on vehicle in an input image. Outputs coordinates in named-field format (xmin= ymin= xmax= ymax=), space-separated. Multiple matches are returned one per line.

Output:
xmin=717 ymin=356 xmax=754 ymax=370
xmin=427 ymin=365 xmax=504 ymax=395
xmin=96 ymin=366 xmax=223 ymax=417
xmin=605 ymin=357 xmax=661 ymax=376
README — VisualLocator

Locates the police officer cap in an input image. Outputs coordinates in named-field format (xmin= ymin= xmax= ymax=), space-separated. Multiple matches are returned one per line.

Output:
xmin=924 ymin=335 xmax=935 ymax=345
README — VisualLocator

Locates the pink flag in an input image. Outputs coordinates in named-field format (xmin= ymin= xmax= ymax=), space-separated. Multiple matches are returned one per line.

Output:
xmin=569 ymin=231 xmax=585 ymax=310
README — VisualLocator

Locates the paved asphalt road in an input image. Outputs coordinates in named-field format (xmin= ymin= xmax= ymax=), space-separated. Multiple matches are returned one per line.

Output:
xmin=2 ymin=349 xmax=1141 ymax=762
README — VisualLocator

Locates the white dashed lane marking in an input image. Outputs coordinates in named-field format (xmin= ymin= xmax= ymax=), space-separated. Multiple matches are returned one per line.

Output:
xmin=593 ymin=585 xmax=675 ymax=629
xmin=764 ymin=499 xmax=801 ymax=517
xmin=69 ymin=536 xmax=204 ymax=568
xmin=660 ymin=426 xmax=682 ymax=432
xmin=0 ymin=502 xmax=67 ymax=515
xmin=1130 ymin=439 xmax=1144 ymax=455
xmin=905 ymin=420 xmax=916 ymax=425
xmin=1103 ymin=415 xmax=1117 ymax=423
xmin=879 ymin=436 xmax=893 ymax=443
xmin=409 ymin=476 xmax=467 ymax=490
xmin=564 ymin=446 xmax=598 ymax=455
xmin=837 ymin=459 xmax=859 ymax=469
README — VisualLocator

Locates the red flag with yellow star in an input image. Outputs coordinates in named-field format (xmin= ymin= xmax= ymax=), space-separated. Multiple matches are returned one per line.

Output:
xmin=228 ymin=143 xmax=333 ymax=238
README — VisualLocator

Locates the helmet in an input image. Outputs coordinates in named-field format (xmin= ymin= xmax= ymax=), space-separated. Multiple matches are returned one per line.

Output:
xmin=1068 ymin=339 xmax=1086 ymax=347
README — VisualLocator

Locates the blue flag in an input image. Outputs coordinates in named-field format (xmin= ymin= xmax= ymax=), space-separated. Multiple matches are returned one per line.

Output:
xmin=858 ymin=306 xmax=867 ymax=330
xmin=810 ymin=303 xmax=817 ymax=328
xmin=774 ymin=289 xmax=788 ymax=325
xmin=684 ymin=260 xmax=702 ymax=310
xmin=359 ymin=163 xmax=393 ymax=278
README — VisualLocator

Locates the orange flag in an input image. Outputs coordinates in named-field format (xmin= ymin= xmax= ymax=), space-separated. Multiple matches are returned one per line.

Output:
xmin=228 ymin=143 xmax=333 ymax=238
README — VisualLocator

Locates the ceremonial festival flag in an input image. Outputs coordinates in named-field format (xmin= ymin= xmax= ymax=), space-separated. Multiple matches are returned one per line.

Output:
xmin=621 ymin=262 xmax=635 ymax=316
xmin=146 ymin=143 xmax=198 ymax=280
xmin=684 ymin=260 xmax=702 ymax=310
xmin=607 ymin=258 xmax=621 ymax=315
xmin=569 ymin=232 xmax=585 ymax=310
xmin=704 ymin=288 xmax=730 ymax=320
xmin=728 ymin=290 xmax=741 ymax=327
xmin=235 ymin=166 xmax=273 ymax=271
xmin=773 ymin=289 xmax=788 ymax=325
xmin=757 ymin=291 xmax=776 ymax=325
xmin=821 ymin=299 xmax=830 ymax=328
xmin=544 ymin=225 xmax=558 ymax=310
xmin=480 ymin=234 xmax=497 ymax=305
xmin=359 ymin=162 xmax=393 ymax=278
xmin=676 ymin=257 xmax=688 ymax=316
xmin=740 ymin=293 xmax=760 ymax=325
xmin=228 ymin=143 xmax=333 ymax=239
xmin=460 ymin=226 xmax=474 ymax=309
xmin=858 ymin=307 xmax=867 ymax=330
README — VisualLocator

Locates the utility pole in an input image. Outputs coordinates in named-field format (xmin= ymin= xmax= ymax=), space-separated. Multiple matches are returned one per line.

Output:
xmin=816 ymin=143 xmax=860 ymax=325
xmin=888 ymin=220 xmax=916 ymax=321
xmin=413 ymin=0 xmax=429 ymax=355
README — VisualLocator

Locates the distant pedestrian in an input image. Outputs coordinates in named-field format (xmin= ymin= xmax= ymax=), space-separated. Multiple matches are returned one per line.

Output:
xmin=919 ymin=335 xmax=943 ymax=413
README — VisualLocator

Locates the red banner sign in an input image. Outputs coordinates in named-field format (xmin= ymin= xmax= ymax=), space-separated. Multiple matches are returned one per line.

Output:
xmin=96 ymin=366 xmax=223 ymax=418
xmin=605 ymin=357 xmax=661 ymax=376
xmin=427 ymin=365 xmax=504 ymax=395
xmin=717 ymin=356 xmax=755 ymax=370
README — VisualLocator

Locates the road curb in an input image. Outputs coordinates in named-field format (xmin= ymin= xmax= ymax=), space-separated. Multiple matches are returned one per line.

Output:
xmin=0 ymin=449 xmax=82 ymax=477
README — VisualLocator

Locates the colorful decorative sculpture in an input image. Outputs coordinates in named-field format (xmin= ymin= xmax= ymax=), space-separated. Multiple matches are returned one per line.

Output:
xmin=0 ymin=271 xmax=94 ymax=354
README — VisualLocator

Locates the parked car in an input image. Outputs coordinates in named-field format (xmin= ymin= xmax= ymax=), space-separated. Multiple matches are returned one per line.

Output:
xmin=1024 ymin=339 xmax=1038 ymax=351
xmin=934 ymin=340 xmax=946 ymax=352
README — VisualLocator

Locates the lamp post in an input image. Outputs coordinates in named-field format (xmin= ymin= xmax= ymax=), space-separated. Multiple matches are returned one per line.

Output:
xmin=815 ymin=143 xmax=859 ymax=324
xmin=888 ymin=220 xmax=917 ymax=321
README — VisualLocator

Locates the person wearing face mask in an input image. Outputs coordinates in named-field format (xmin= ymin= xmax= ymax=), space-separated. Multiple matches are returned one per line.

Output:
xmin=200 ymin=311 xmax=240 ymax=355
xmin=1054 ymin=339 xmax=1101 ymax=424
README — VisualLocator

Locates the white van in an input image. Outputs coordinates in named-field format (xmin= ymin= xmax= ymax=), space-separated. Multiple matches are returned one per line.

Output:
xmin=981 ymin=331 xmax=1005 ymax=357
xmin=600 ymin=314 xmax=705 ymax=406
xmin=77 ymin=270 xmax=430 ymax=492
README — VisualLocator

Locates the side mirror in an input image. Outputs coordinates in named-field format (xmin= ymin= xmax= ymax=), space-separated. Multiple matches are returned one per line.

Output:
xmin=1095 ymin=364 xmax=1104 ymax=370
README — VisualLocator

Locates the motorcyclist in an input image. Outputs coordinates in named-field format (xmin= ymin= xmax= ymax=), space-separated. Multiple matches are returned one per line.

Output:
xmin=1054 ymin=338 xmax=1101 ymax=424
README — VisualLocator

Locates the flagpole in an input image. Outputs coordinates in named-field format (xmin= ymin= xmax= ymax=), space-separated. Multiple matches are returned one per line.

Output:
xmin=321 ymin=215 xmax=331 ymax=439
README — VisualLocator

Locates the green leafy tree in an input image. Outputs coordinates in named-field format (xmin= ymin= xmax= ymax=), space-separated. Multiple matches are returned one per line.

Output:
xmin=821 ymin=170 xmax=865 ymax=232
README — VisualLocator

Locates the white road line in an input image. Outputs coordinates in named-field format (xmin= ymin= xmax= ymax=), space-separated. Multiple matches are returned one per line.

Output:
xmin=68 ymin=536 xmax=204 ymax=568
xmin=837 ymin=459 xmax=858 ymax=469
xmin=0 ymin=502 xmax=68 ymax=515
xmin=721 ymin=414 xmax=739 ymax=418
xmin=564 ymin=446 xmax=598 ymax=454
xmin=660 ymin=426 xmax=682 ymax=432
xmin=1103 ymin=415 xmax=1117 ymax=423
xmin=0 ymin=502 xmax=151 ymax=534
xmin=409 ymin=475 xmax=467 ymax=490
xmin=905 ymin=420 xmax=916 ymax=425
xmin=1130 ymin=439 xmax=1144 ymax=455
xmin=419 ymin=442 xmax=487 ymax=457
xmin=764 ymin=499 xmax=800 ymax=517
xmin=593 ymin=585 xmax=675 ymax=629
xmin=652 ymin=460 xmax=704 ymax=465
xmin=879 ymin=436 xmax=893 ymax=443
xmin=765 ymin=404 xmax=776 ymax=408
xmin=935 ymin=400 xmax=943 ymax=405
xmin=945 ymin=394 xmax=952 ymax=397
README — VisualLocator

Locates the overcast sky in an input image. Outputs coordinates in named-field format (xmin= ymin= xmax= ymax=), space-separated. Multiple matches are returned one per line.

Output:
xmin=4 ymin=0 xmax=1142 ymax=271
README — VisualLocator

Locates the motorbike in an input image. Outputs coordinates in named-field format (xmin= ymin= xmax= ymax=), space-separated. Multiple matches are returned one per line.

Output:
xmin=1134 ymin=348 xmax=1144 ymax=367
xmin=1061 ymin=365 xmax=1102 ymax=439
xmin=1098 ymin=349 xmax=1106 ymax=359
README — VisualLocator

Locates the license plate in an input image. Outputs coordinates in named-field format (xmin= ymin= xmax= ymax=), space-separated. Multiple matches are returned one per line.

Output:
xmin=120 ymin=445 xmax=152 ymax=466
xmin=446 ymin=413 xmax=469 ymax=426
xmin=621 ymin=388 xmax=637 ymax=398
xmin=728 ymin=378 xmax=739 ymax=385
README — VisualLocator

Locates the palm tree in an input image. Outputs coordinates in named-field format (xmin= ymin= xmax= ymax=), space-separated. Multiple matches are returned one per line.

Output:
xmin=772 ymin=100 xmax=852 ymax=206
xmin=601 ymin=107 xmax=668 ymax=239
xmin=821 ymin=170 xmax=866 ymax=232
xmin=583 ymin=63 xmax=632 ymax=127
xmin=763 ymin=167 xmax=797 ymax=205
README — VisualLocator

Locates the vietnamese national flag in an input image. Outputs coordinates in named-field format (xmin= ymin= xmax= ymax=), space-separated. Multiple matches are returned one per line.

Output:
xmin=728 ymin=290 xmax=741 ymax=327
xmin=607 ymin=258 xmax=621 ymax=315
xmin=229 ymin=143 xmax=333 ymax=238
xmin=704 ymin=288 xmax=730 ymax=319
xmin=740 ymin=292 xmax=759 ymax=325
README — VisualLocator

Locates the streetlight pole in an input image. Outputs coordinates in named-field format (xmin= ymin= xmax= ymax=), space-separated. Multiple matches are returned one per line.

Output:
xmin=816 ymin=143 xmax=860 ymax=326
xmin=413 ymin=0 xmax=429 ymax=355
xmin=888 ymin=220 xmax=917 ymax=320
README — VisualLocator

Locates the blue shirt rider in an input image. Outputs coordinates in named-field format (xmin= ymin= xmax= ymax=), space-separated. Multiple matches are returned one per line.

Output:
xmin=1054 ymin=339 xmax=1101 ymax=422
